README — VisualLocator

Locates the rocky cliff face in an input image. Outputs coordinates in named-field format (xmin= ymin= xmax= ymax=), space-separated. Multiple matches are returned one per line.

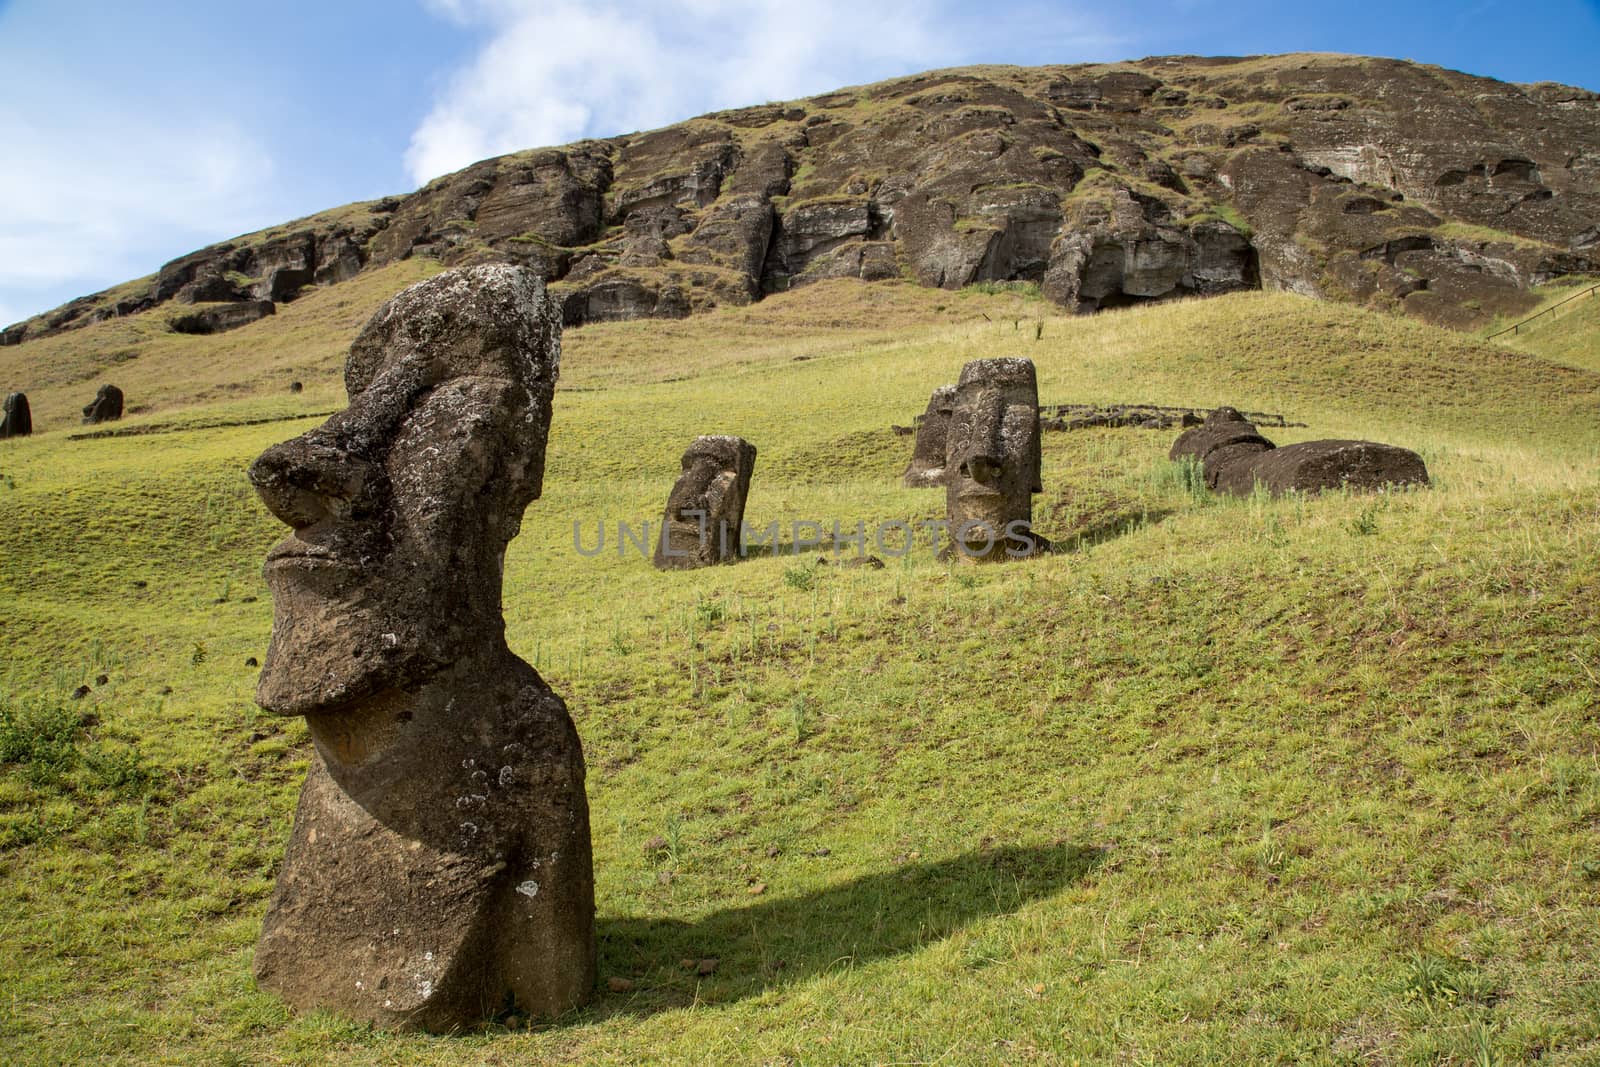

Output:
xmin=6 ymin=53 xmax=1597 ymax=346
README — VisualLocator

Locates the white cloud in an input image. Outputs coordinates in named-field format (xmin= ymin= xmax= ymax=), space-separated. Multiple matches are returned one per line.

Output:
xmin=406 ymin=0 xmax=1117 ymax=184
xmin=0 ymin=106 xmax=279 ymax=319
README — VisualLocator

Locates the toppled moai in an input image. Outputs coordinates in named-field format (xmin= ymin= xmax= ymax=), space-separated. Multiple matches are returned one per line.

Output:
xmin=902 ymin=384 xmax=956 ymax=488
xmin=653 ymin=435 xmax=757 ymax=569
xmin=1170 ymin=407 xmax=1429 ymax=496
xmin=943 ymin=357 xmax=1049 ymax=561
xmin=81 ymin=384 xmax=123 ymax=424
xmin=1 ymin=392 xmax=30 ymax=438
xmin=247 ymin=264 xmax=595 ymax=1032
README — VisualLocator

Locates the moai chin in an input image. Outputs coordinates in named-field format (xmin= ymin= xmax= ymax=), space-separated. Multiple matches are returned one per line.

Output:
xmin=247 ymin=265 xmax=595 ymax=1032
xmin=653 ymin=435 xmax=757 ymax=569
xmin=902 ymin=384 xmax=956 ymax=488
xmin=1 ymin=392 xmax=30 ymax=438
xmin=943 ymin=357 xmax=1048 ymax=561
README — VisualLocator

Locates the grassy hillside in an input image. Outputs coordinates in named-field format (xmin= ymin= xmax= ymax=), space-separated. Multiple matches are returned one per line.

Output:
xmin=1 ymin=280 xmax=1598 ymax=1065
xmin=1499 ymin=281 xmax=1600 ymax=373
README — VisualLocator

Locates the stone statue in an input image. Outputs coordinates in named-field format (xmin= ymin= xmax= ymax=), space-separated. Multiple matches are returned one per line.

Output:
xmin=653 ymin=434 xmax=757 ymax=569
xmin=943 ymin=357 xmax=1048 ymax=561
xmin=247 ymin=265 xmax=594 ymax=1032
xmin=902 ymin=384 xmax=955 ymax=487
xmin=1170 ymin=407 xmax=1429 ymax=496
xmin=81 ymin=384 xmax=123 ymax=424
xmin=0 ymin=392 xmax=30 ymax=438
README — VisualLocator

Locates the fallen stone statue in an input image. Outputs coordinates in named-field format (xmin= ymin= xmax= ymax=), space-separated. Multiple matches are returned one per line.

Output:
xmin=82 ymin=384 xmax=123 ymax=424
xmin=1 ymin=392 xmax=30 ymax=438
xmin=247 ymin=264 xmax=595 ymax=1031
xmin=943 ymin=357 xmax=1050 ymax=561
xmin=902 ymin=384 xmax=955 ymax=487
xmin=1169 ymin=407 xmax=1429 ymax=496
xmin=653 ymin=434 xmax=757 ymax=569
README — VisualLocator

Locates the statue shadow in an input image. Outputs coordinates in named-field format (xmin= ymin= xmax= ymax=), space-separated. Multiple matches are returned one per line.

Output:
xmin=586 ymin=843 xmax=1101 ymax=1019
xmin=1052 ymin=508 xmax=1173 ymax=554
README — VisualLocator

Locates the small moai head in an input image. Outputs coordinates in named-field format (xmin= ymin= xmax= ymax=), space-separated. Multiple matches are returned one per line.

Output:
xmin=248 ymin=265 xmax=560 ymax=715
xmin=653 ymin=434 xmax=757 ymax=569
xmin=902 ymin=384 xmax=956 ymax=488
xmin=81 ymin=384 xmax=123 ymax=424
xmin=945 ymin=357 xmax=1043 ymax=559
xmin=1 ymin=392 xmax=30 ymax=438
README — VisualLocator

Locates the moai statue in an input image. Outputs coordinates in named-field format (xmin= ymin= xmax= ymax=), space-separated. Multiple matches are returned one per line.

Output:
xmin=1171 ymin=407 xmax=1428 ymax=497
xmin=943 ymin=357 xmax=1048 ymax=561
xmin=652 ymin=435 xmax=757 ymax=569
xmin=1 ymin=392 xmax=30 ymax=438
xmin=902 ymin=384 xmax=956 ymax=488
xmin=247 ymin=265 xmax=594 ymax=1031
xmin=81 ymin=384 xmax=123 ymax=424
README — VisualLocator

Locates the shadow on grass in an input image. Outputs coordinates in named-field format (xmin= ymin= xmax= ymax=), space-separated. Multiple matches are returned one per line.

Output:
xmin=588 ymin=842 xmax=1102 ymax=1019
xmin=1053 ymin=508 xmax=1174 ymax=554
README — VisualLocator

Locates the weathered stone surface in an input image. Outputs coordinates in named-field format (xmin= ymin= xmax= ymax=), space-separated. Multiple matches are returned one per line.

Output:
xmin=1173 ymin=407 xmax=1430 ymax=496
xmin=170 ymin=300 xmax=277 ymax=335
xmin=12 ymin=55 xmax=1600 ymax=341
xmin=1 ymin=393 xmax=31 ymax=437
xmin=247 ymin=264 xmax=594 ymax=1031
xmin=943 ymin=358 xmax=1047 ymax=561
xmin=1168 ymin=406 xmax=1276 ymax=488
xmin=81 ymin=385 xmax=123 ymax=425
xmin=653 ymin=435 xmax=758 ymax=570
xmin=902 ymin=385 xmax=955 ymax=487
xmin=1221 ymin=439 xmax=1430 ymax=496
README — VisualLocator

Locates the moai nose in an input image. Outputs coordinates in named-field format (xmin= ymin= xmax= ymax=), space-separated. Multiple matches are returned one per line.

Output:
xmin=249 ymin=434 xmax=377 ymax=530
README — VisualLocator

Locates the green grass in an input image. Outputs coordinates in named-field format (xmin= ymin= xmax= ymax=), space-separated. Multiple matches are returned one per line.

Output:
xmin=1498 ymin=281 xmax=1600 ymax=372
xmin=1 ymin=281 xmax=1599 ymax=1064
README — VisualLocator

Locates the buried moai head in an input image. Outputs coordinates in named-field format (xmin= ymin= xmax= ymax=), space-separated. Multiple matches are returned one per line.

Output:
xmin=902 ymin=384 xmax=956 ymax=488
xmin=248 ymin=264 xmax=560 ymax=715
xmin=1 ymin=392 xmax=30 ymax=438
xmin=944 ymin=357 xmax=1046 ymax=559
xmin=81 ymin=384 xmax=123 ymax=425
xmin=653 ymin=434 xmax=757 ymax=570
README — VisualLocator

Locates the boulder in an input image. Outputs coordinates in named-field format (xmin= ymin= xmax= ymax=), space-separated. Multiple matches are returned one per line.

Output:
xmin=170 ymin=301 xmax=276 ymax=335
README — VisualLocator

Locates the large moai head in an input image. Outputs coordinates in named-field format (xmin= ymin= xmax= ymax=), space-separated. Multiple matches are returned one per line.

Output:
xmin=81 ymin=384 xmax=123 ymax=425
xmin=902 ymin=384 xmax=956 ymax=488
xmin=653 ymin=434 xmax=757 ymax=570
xmin=249 ymin=264 xmax=560 ymax=715
xmin=246 ymin=265 xmax=593 ymax=1032
xmin=944 ymin=357 xmax=1045 ymax=560
xmin=1 ymin=392 xmax=30 ymax=438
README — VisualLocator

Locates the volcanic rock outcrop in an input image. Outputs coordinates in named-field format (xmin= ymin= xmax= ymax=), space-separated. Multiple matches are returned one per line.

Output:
xmin=81 ymin=385 xmax=123 ymax=425
xmin=943 ymin=358 xmax=1048 ymax=561
xmin=653 ymin=435 xmax=758 ymax=569
xmin=7 ymin=54 xmax=1598 ymax=344
xmin=1 ymin=393 xmax=30 ymax=438
xmin=902 ymin=384 xmax=956 ymax=487
xmin=247 ymin=264 xmax=595 ymax=1031
xmin=1170 ymin=407 xmax=1429 ymax=496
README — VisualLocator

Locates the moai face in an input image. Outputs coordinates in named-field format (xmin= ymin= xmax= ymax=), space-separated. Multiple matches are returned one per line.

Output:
xmin=944 ymin=357 xmax=1043 ymax=558
xmin=248 ymin=266 xmax=560 ymax=715
xmin=654 ymin=435 xmax=757 ymax=569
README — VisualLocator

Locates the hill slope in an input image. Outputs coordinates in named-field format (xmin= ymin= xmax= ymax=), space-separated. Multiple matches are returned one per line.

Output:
xmin=5 ymin=52 xmax=1598 ymax=354
xmin=1 ymin=282 xmax=1598 ymax=1064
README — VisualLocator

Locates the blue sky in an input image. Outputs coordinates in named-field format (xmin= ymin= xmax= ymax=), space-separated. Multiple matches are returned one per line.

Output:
xmin=1 ymin=0 xmax=1596 ymax=327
